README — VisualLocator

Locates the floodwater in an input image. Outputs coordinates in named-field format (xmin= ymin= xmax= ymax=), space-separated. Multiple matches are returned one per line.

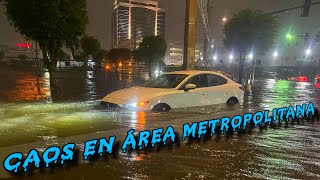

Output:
xmin=1 ymin=68 xmax=320 ymax=179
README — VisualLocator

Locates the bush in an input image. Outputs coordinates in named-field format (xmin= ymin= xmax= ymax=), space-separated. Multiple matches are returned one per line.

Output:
xmin=17 ymin=54 xmax=28 ymax=60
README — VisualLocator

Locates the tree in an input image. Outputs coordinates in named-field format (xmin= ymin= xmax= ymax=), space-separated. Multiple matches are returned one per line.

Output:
xmin=56 ymin=49 xmax=69 ymax=61
xmin=17 ymin=54 xmax=28 ymax=60
xmin=107 ymin=48 xmax=132 ymax=72
xmin=224 ymin=9 xmax=279 ymax=84
xmin=66 ymin=37 xmax=80 ymax=59
xmin=80 ymin=35 xmax=101 ymax=59
xmin=0 ymin=51 xmax=4 ymax=61
xmin=132 ymin=49 xmax=143 ymax=75
xmin=135 ymin=35 xmax=167 ymax=78
xmin=74 ymin=52 xmax=87 ymax=62
xmin=2 ymin=0 xmax=88 ymax=88
xmin=94 ymin=49 xmax=108 ymax=64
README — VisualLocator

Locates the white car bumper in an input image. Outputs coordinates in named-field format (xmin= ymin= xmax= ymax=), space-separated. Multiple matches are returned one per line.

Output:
xmin=101 ymin=97 xmax=151 ymax=111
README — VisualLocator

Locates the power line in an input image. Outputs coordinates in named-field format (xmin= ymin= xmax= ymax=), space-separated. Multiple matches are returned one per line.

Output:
xmin=268 ymin=0 xmax=320 ymax=15
xmin=197 ymin=0 xmax=211 ymax=41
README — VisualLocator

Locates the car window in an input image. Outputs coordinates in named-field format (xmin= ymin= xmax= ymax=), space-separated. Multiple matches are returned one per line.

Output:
xmin=142 ymin=74 xmax=188 ymax=88
xmin=179 ymin=74 xmax=228 ymax=90
xmin=185 ymin=74 xmax=208 ymax=88
xmin=220 ymin=77 xmax=228 ymax=85
xmin=207 ymin=74 xmax=228 ymax=87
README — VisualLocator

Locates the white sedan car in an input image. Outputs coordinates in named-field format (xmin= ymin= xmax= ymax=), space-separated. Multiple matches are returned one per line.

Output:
xmin=101 ymin=71 xmax=244 ymax=112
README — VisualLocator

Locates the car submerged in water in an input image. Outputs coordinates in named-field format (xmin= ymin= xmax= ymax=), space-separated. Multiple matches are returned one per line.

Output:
xmin=101 ymin=71 xmax=244 ymax=112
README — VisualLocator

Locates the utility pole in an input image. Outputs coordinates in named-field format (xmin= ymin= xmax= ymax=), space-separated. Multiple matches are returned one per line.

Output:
xmin=183 ymin=0 xmax=197 ymax=70
xmin=203 ymin=38 xmax=208 ymax=68
xmin=203 ymin=0 xmax=211 ymax=68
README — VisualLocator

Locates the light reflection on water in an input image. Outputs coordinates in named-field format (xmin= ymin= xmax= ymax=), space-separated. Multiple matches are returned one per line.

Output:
xmin=256 ymin=80 xmax=316 ymax=109
xmin=129 ymin=111 xmax=146 ymax=131
xmin=0 ymin=102 xmax=123 ymax=147
xmin=85 ymin=71 xmax=98 ymax=102
xmin=2 ymin=72 xmax=51 ymax=102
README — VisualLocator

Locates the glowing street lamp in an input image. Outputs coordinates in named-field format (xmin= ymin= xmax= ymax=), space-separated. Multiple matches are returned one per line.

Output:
xmin=213 ymin=55 xmax=217 ymax=61
xmin=229 ymin=54 xmax=234 ymax=60
xmin=222 ymin=17 xmax=227 ymax=23
xmin=248 ymin=53 xmax=254 ymax=60
xmin=273 ymin=51 xmax=278 ymax=58
xmin=306 ymin=48 xmax=312 ymax=56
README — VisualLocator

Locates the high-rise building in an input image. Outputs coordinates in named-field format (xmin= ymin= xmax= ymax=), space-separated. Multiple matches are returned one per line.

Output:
xmin=112 ymin=0 xmax=165 ymax=50
xmin=165 ymin=41 xmax=203 ymax=66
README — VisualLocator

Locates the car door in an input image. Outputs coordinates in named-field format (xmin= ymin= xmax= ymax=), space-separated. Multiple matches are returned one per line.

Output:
xmin=170 ymin=74 xmax=208 ymax=108
xmin=205 ymin=74 xmax=229 ymax=106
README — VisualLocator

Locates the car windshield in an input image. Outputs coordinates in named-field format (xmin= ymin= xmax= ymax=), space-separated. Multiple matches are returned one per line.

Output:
xmin=141 ymin=74 xmax=188 ymax=88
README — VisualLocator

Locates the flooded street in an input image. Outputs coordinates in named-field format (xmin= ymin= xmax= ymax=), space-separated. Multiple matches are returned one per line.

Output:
xmin=1 ymin=68 xmax=320 ymax=179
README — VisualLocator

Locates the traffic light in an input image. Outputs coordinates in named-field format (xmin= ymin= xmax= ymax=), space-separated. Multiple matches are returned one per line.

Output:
xmin=286 ymin=34 xmax=292 ymax=39
xmin=286 ymin=33 xmax=294 ymax=42
xmin=301 ymin=0 xmax=312 ymax=17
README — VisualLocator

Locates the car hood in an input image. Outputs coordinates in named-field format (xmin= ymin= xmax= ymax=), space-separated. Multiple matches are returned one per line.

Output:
xmin=103 ymin=86 xmax=172 ymax=102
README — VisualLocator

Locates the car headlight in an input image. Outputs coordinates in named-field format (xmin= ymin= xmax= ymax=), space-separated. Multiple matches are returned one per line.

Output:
xmin=137 ymin=101 xmax=149 ymax=107
xmin=124 ymin=101 xmax=149 ymax=108
xmin=130 ymin=101 xmax=149 ymax=107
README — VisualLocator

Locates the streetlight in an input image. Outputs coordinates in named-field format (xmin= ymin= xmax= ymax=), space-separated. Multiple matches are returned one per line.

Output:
xmin=273 ymin=51 xmax=278 ymax=58
xmin=248 ymin=53 xmax=254 ymax=60
xmin=213 ymin=55 xmax=217 ymax=61
xmin=306 ymin=48 xmax=312 ymax=56
xmin=222 ymin=17 xmax=227 ymax=23
xmin=229 ymin=54 xmax=234 ymax=60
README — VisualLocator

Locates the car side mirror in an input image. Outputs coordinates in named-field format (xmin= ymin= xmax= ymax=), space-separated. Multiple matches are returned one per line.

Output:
xmin=184 ymin=84 xmax=197 ymax=91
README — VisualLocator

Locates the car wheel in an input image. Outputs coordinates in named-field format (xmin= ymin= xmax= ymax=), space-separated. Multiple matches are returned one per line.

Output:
xmin=152 ymin=103 xmax=171 ymax=112
xmin=226 ymin=97 xmax=239 ymax=107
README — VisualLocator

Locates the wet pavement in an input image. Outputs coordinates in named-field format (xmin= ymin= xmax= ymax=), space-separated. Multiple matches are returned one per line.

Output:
xmin=1 ymin=68 xmax=320 ymax=179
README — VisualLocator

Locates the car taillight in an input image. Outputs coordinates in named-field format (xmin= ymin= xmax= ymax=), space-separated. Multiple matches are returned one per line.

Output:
xmin=316 ymin=84 xmax=320 ymax=89
xmin=297 ymin=76 xmax=307 ymax=82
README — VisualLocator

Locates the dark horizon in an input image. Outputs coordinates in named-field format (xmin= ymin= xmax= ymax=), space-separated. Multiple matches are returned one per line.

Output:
xmin=1 ymin=0 xmax=319 ymax=50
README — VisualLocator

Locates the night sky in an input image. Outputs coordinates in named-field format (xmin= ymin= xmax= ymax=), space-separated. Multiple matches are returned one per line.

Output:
xmin=1 ymin=0 xmax=320 ymax=50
